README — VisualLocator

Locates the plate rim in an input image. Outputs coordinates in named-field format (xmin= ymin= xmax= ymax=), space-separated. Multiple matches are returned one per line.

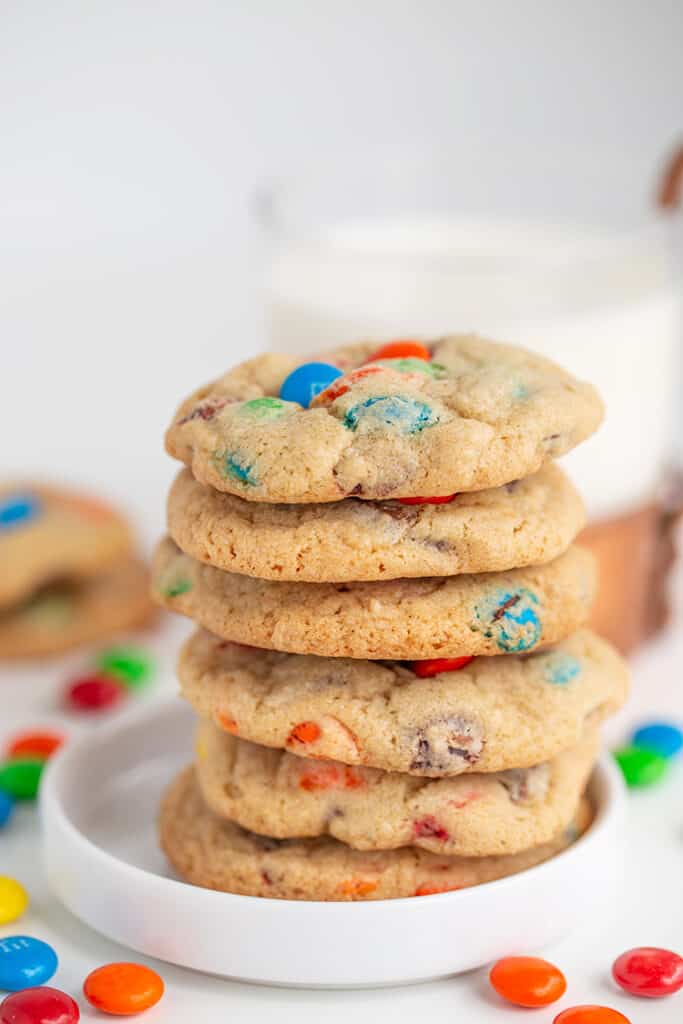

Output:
xmin=40 ymin=696 xmax=626 ymax=913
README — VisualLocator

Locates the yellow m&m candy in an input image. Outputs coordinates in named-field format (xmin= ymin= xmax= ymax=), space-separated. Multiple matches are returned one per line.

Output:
xmin=0 ymin=876 xmax=29 ymax=925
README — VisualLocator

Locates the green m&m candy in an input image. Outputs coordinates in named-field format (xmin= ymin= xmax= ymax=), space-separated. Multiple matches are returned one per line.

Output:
xmin=613 ymin=745 xmax=668 ymax=788
xmin=0 ymin=759 xmax=44 ymax=800
xmin=95 ymin=646 xmax=155 ymax=689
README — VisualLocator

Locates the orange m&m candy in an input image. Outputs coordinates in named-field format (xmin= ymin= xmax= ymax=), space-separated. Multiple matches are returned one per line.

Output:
xmin=287 ymin=721 xmax=321 ymax=745
xmin=83 ymin=962 xmax=164 ymax=1015
xmin=368 ymin=340 xmax=431 ymax=362
xmin=6 ymin=731 xmax=64 ymax=761
xmin=553 ymin=1008 xmax=631 ymax=1024
xmin=489 ymin=955 xmax=567 ymax=1007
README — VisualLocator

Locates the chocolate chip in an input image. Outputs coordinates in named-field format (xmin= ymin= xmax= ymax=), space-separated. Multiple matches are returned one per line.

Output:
xmin=499 ymin=763 xmax=550 ymax=803
xmin=423 ymin=538 xmax=452 ymax=553
xmin=492 ymin=594 xmax=521 ymax=622
xmin=251 ymin=833 xmax=285 ymax=851
xmin=376 ymin=502 xmax=420 ymax=523
xmin=410 ymin=716 xmax=484 ymax=774
xmin=177 ymin=396 xmax=229 ymax=424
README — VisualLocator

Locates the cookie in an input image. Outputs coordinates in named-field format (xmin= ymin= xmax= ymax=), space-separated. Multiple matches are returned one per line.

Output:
xmin=195 ymin=719 xmax=598 ymax=857
xmin=167 ymin=463 xmax=585 ymax=582
xmin=0 ymin=559 xmax=155 ymax=658
xmin=160 ymin=766 xmax=592 ymax=901
xmin=179 ymin=628 xmax=628 ymax=776
xmin=153 ymin=538 xmax=595 ymax=659
xmin=165 ymin=336 xmax=603 ymax=503
xmin=0 ymin=483 xmax=133 ymax=610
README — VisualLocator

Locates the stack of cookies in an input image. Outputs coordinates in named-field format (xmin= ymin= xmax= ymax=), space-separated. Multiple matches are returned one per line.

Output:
xmin=0 ymin=483 xmax=153 ymax=658
xmin=156 ymin=336 xmax=629 ymax=901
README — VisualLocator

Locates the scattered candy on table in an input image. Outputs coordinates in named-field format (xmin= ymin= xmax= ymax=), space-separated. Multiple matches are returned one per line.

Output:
xmin=368 ymin=340 xmax=431 ymax=361
xmin=279 ymin=362 xmax=343 ymax=408
xmin=5 ymin=732 xmax=64 ymax=762
xmin=0 ymin=878 xmax=29 ymax=926
xmin=0 ymin=760 xmax=44 ymax=801
xmin=631 ymin=721 xmax=683 ymax=760
xmin=0 ymin=792 xmax=13 ymax=829
xmin=553 ymin=1007 xmax=631 ymax=1024
xmin=0 ymin=986 xmax=80 ymax=1024
xmin=83 ymin=962 xmax=164 ymax=1015
xmin=489 ymin=955 xmax=566 ymax=1007
xmin=613 ymin=745 xmax=668 ymax=788
xmin=0 ymin=937 xmax=58 ymax=992
xmin=65 ymin=675 xmax=125 ymax=713
xmin=612 ymin=946 xmax=683 ymax=998
xmin=94 ymin=647 xmax=155 ymax=689
xmin=409 ymin=656 xmax=474 ymax=678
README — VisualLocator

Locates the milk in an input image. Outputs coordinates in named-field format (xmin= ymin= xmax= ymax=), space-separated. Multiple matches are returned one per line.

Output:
xmin=267 ymin=218 xmax=680 ymax=520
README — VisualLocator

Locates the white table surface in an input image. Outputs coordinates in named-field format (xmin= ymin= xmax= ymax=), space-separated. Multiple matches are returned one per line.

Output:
xmin=2 ymin=580 xmax=683 ymax=1023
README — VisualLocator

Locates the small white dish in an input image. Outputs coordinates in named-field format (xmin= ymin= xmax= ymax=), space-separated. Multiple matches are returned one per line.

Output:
xmin=41 ymin=699 xmax=625 ymax=988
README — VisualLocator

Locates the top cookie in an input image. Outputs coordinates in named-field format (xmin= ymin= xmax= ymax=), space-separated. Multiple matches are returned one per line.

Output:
xmin=0 ymin=483 xmax=133 ymax=611
xmin=165 ymin=336 xmax=603 ymax=503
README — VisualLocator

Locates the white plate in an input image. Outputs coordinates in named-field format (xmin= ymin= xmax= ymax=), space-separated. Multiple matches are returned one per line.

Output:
xmin=41 ymin=699 xmax=626 ymax=988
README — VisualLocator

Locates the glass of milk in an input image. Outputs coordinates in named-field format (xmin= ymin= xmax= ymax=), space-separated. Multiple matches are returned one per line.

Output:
xmin=256 ymin=146 xmax=681 ymax=650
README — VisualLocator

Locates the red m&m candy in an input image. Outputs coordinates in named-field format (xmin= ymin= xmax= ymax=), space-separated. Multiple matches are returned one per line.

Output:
xmin=410 ymin=657 xmax=473 ymax=678
xmin=489 ymin=955 xmax=566 ymax=1007
xmin=0 ymin=986 xmax=80 ymax=1023
xmin=368 ymin=340 xmax=430 ymax=362
xmin=612 ymin=946 xmax=683 ymax=998
xmin=66 ymin=675 xmax=125 ymax=713
xmin=553 ymin=1008 xmax=631 ymax=1024
xmin=397 ymin=494 xmax=458 ymax=505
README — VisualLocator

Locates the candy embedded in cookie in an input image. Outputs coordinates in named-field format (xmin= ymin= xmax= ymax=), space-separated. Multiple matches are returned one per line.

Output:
xmin=179 ymin=628 xmax=629 ymax=777
xmin=165 ymin=335 xmax=604 ymax=503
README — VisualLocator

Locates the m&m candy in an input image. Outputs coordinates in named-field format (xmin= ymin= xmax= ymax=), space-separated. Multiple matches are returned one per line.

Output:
xmin=612 ymin=946 xmax=683 ymax=998
xmin=553 ymin=1007 xmax=630 ymax=1024
xmin=410 ymin=656 xmax=473 ymax=678
xmin=613 ymin=745 xmax=667 ymax=788
xmin=280 ymin=363 xmax=343 ymax=408
xmin=0 ymin=791 xmax=13 ymax=828
xmin=397 ymin=494 xmax=458 ymax=505
xmin=0 ymin=937 xmax=58 ymax=991
xmin=65 ymin=675 xmax=125 ymax=713
xmin=95 ymin=647 xmax=154 ymax=689
xmin=368 ymin=340 xmax=431 ymax=362
xmin=83 ymin=962 xmax=164 ymax=1015
xmin=0 ymin=760 xmax=44 ymax=801
xmin=0 ymin=878 xmax=29 ymax=926
xmin=0 ymin=495 xmax=41 ymax=531
xmin=0 ymin=986 xmax=80 ymax=1024
xmin=489 ymin=955 xmax=567 ymax=1007
xmin=631 ymin=722 xmax=683 ymax=760
xmin=6 ymin=732 xmax=64 ymax=761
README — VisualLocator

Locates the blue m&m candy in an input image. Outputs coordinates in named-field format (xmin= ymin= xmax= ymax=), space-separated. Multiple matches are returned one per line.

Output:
xmin=632 ymin=721 xmax=683 ymax=760
xmin=0 ymin=791 xmax=13 ymax=829
xmin=0 ymin=494 xmax=41 ymax=532
xmin=0 ymin=936 xmax=58 ymax=991
xmin=280 ymin=363 xmax=343 ymax=408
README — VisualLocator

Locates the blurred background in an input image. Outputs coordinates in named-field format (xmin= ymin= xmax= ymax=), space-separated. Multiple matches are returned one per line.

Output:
xmin=2 ymin=1 xmax=683 ymax=654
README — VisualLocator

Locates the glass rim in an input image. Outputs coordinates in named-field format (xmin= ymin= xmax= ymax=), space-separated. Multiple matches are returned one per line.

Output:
xmin=253 ymin=142 xmax=675 ymax=275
